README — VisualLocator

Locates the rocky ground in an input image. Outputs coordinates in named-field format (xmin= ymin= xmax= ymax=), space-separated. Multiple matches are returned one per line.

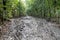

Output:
xmin=0 ymin=16 xmax=60 ymax=40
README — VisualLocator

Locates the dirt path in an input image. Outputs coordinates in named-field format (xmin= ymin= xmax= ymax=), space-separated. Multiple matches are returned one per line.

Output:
xmin=0 ymin=16 xmax=60 ymax=40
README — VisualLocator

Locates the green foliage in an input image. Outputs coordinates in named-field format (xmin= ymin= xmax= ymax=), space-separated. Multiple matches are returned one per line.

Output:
xmin=0 ymin=0 xmax=25 ymax=21
xmin=0 ymin=0 xmax=60 ymax=23
xmin=27 ymin=0 xmax=60 ymax=19
xmin=26 ymin=0 xmax=60 ymax=23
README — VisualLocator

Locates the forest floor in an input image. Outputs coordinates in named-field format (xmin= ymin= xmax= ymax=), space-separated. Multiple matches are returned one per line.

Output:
xmin=0 ymin=16 xmax=60 ymax=40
